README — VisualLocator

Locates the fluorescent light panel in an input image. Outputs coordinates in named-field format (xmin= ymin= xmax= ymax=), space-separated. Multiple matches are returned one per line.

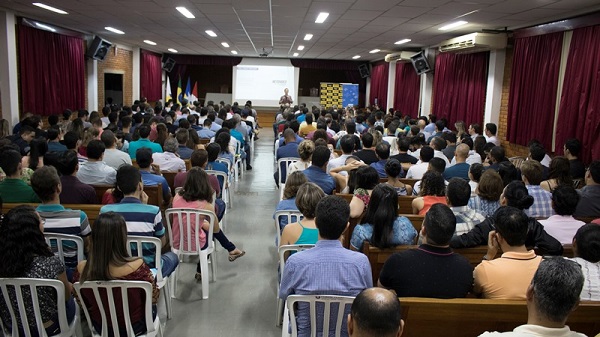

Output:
xmin=293 ymin=53 xmax=299 ymax=57
xmin=231 ymin=50 xmax=238 ymax=54
xmin=205 ymin=30 xmax=217 ymax=37
xmin=297 ymin=45 xmax=304 ymax=50
xmin=105 ymin=26 xmax=124 ymax=34
xmin=352 ymin=55 xmax=360 ymax=59
xmin=369 ymin=49 xmax=380 ymax=53
xmin=168 ymin=48 xmax=178 ymax=53
xmin=315 ymin=12 xmax=329 ymax=23
xmin=35 ymin=22 xmax=55 ymax=32
xmin=304 ymin=34 xmax=313 ymax=41
xmin=175 ymin=6 xmax=195 ymax=19
xmin=143 ymin=40 xmax=156 ymax=45
xmin=439 ymin=20 xmax=468 ymax=31
xmin=394 ymin=39 xmax=411 ymax=45
xmin=32 ymin=2 xmax=68 ymax=14
xmin=221 ymin=42 xmax=230 ymax=48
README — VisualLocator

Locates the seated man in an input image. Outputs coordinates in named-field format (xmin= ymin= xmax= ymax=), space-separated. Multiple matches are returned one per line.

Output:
xmin=474 ymin=206 xmax=542 ymax=299
xmin=354 ymin=133 xmax=379 ymax=165
xmin=479 ymin=258 xmax=585 ymax=337
xmin=198 ymin=119 xmax=216 ymax=139
xmin=443 ymin=144 xmax=470 ymax=181
xmin=563 ymin=138 xmax=585 ymax=180
xmin=136 ymin=148 xmax=171 ymax=204
xmin=101 ymin=130 xmax=132 ymax=170
xmin=370 ymin=143 xmax=390 ymax=178
xmin=0 ymin=146 xmax=40 ymax=203
xmin=9 ymin=125 xmax=35 ymax=155
xmin=539 ymin=185 xmax=585 ymax=245
xmin=574 ymin=160 xmax=600 ymax=218
xmin=446 ymin=178 xmax=486 ymax=235
xmin=406 ymin=146 xmax=433 ymax=180
xmin=328 ymin=135 xmax=354 ymax=175
xmin=569 ymin=224 xmax=600 ymax=301
xmin=379 ymin=204 xmax=473 ymax=298
xmin=348 ymin=288 xmax=404 ymax=337
xmin=279 ymin=195 xmax=372 ymax=337
xmin=484 ymin=123 xmax=500 ymax=146
xmin=274 ymin=129 xmax=300 ymax=186
xmin=521 ymin=160 xmax=554 ymax=218
xmin=206 ymin=143 xmax=229 ymax=194
xmin=152 ymin=138 xmax=186 ymax=172
xmin=76 ymin=140 xmax=117 ymax=185
xmin=429 ymin=136 xmax=450 ymax=166
xmin=128 ymin=124 xmax=163 ymax=159
xmin=100 ymin=165 xmax=178 ymax=277
xmin=390 ymin=137 xmax=418 ymax=165
xmin=175 ymin=129 xmax=194 ymax=160
xmin=301 ymin=145 xmax=336 ymax=195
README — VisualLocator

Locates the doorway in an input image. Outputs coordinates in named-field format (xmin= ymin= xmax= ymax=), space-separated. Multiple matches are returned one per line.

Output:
xmin=104 ymin=73 xmax=123 ymax=107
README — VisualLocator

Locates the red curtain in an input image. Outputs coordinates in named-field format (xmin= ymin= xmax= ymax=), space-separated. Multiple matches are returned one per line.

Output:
xmin=555 ymin=26 xmax=600 ymax=163
xmin=18 ymin=25 xmax=85 ymax=116
xmin=506 ymin=32 xmax=563 ymax=149
xmin=140 ymin=50 xmax=162 ymax=102
xmin=370 ymin=61 xmax=389 ymax=109
xmin=432 ymin=52 xmax=489 ymax=128
xmin=393 ymin=62 xmax=420 ymax=117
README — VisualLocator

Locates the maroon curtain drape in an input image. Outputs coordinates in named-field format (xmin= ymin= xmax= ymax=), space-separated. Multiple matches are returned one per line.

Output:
xmin=140 ymin=50 xmax=162 ymax=102
xmin=555 ymin=26 xmax=600 ymax=163
xmin=432 ymin=52 xmax=489 ymax=128
xmin=506 ymin=32 xmax=563 ymax=149
xmin=370 ymin=61 xmax=389 ymax=109
xmin=394 ymin=62 xmax=420 ymax=117
xmin=18 ymin=25 xmax=85 ymax=116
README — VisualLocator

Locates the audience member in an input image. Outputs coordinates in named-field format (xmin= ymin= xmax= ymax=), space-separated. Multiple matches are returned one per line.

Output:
xmin=370 ymin=143 xmax=390 ymax=178
xmin=468 ymin=163 xmax=484 ymax=197
xmin=46 ymin=126 xmax=68 ymax=153
xmin=540 ymin=156 xmax=572 ymax=192
xmin=468 ymin=170 xmax=503 ymax=217
xmin=273 ymin=172 xmax=307 ymax=230
xmin=348 ymin=288 xmax=404 ymax=337
xmin=175 ymin=129 xmax=193 ymax=160
xmin=301 ymin=145 xmax=336 ymax=195
xmin=539 ymin=185 xmax=585 ymax=244
xmin=128 ymin=124 xmax=163 ymax=159
xmin=521 ymin=160 xmax=554 ymax=218
xmin=486 ymin=146 xmax=506 ymax=171
xmin=446 ymin=178 xmax=486 ymax=235
xmin=279 ymin=182 xmax=325 ymax=246
xmin=354 ymin=133 xmax=379 ymax=165
xmin=328 ymin=135 xmax=354 ymax=175
xmin=9 ymin=125 xmax=35 ymax=155
xmin=101 ymin=130 xmax=132 ymax=170
xmin=206 ymin=143 xmax=229 ymax=192
xmin=0 ymin=146 xmax=40 ymax=202
xmin=152 ymin=138 xmax=186 ymax=172
xmin=76 ymin=140 xmax=117 ymax=185
xmin=443 ymin=143 xmax=470 ymax=180
xmin=441 ymin=132 xmax=457 ymax=161
xmin=429 ymin=136 xmax=450 ymax=166
xmin=574 ymin=160 xmax=600 ymax=218
xmin=469 ymin=123 xmax=482 ymax=140
xmin=484 ymin=123 xmax=500 ymax=146
xmin=384 ymin=159 xmax=411 ymax=195
xmin=288 ymin=140 xmax=313 ymax=174
xmin=348 ymin=166 xmax=379 ymax=218
xmin=391 ymin=137 xmax=418 ymax=165
xmin=563 ymin=138 xmax=585 ymax=180
xmin=406 ymin=146 xmax=434 ymax=180
xmin=379 ymin=204 xmax=473 ymax=298
xmin=412 ymin=171 xmax=446 ymax=215
xmin=275 ymin=129 xmax=300 ymax=186
xmin=569 ymin=224 xmax=600 ymax=301
xmin=136 ymin=148 xmax=171 ymax=204
xmin=55 ymin=151 xmax=98 ymax=204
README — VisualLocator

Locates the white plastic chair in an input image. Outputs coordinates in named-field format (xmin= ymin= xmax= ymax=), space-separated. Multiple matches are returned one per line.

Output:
xmin=277 ymin=157 xmax=299 ymax=200
xmin=165 ymin=208 xmax=216 ymax=300
xmin=274 ymin=139 xmax=281 ymax=163
xmin=233 ymin=138 xmax=244 ymax=180
xmin=74 ymin=280 xmax=162 ymax=337
xmin=273 ymin=211 xmax=304 ymax=246
xmin=44 ymin=233 xmax=85 ymax=267
xmin=215 ymin=158 xmax=234 ymax=185
xmin=0 ymin=277 xmax=82 ymax=337
xmin=206 ymin=169 xmax=232 ymax=210
xmin=125 ymin=236 xmax=172 ymax=320
xmin=276 ymin=244 xmax=314 ymax=327
xmin=282 ymin=294 xmax=355 ymax=337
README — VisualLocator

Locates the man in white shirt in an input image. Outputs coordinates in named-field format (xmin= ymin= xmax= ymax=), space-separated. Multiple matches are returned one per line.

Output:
xmin=76 ymin=140 xmax=117 ymax=185
xmin=478 ymin=258 xmax=586 ymax=337
xmin=406 ymin=146 xmax=433 ymax=180
xmin=152 ymin=138 xmax=186 ymax=172
xmin=429 ymin=137 xmax=450 ymax=166
xmin=100 ymin=130 xmax=132 ymax=170
xmin=539 ymin=185 xmax=585 ymax=245
xmin=327 ymin=135 xmax=354 ymax=176
xmin=469 ymin=123 xmax=482 ymax=141
xmin=451 ymin=137 xmax=482 ymax=166
xmin=485 ymin=123 xmax=500 ymax=146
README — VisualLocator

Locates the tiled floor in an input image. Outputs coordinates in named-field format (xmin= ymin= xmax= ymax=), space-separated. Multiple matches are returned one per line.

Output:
xmin=164 ymin=131 xmax=282 ymax=336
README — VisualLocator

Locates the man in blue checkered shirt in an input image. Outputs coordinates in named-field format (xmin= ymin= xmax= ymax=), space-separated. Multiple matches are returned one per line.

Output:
xmin=521 ymin=160 xmax=554 ymax=218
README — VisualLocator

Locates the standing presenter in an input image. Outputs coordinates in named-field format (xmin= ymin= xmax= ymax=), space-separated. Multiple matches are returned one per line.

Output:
xmin=279 ymin=88 xmax=293 ymax=107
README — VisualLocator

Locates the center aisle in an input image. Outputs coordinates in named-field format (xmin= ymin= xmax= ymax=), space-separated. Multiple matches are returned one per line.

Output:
xmin=168 ymin=131 xmax=282 ymax=336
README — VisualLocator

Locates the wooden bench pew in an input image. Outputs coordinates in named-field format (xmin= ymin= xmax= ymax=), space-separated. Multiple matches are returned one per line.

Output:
xmin=379 ymin=178 xmax=419 ymax=188
xmin=398 ymin=196 xmax=416 ymax=214
xmin=2 ymin=203 xmax=103 ymax=223
xmin=93 ymin=184 xmax=164 ymax=208
xmin=398 ymin=297 xmax=600 ymax=337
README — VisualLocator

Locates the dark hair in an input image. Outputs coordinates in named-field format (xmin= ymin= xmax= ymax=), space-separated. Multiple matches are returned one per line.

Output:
xmin=136 ymin=147 xmax=153 ymax=169
xmin=360 ymin=184 xmax=398 ymax=249
xmin=116 ymin=165 xmax=141 ymax=195
xmin=423 ymin=203 xmax=456 ymax=245
xmin=551 ymin=185 xmax=579 ymax=216
xmin=178 ymin=167 xmax=214 ymax=202
xmin=295 ymin=182 xmax=325 ymax=219
xmin=494 ymin=206 xmax=529 ymax=246
xmin=489 ymin=146 xmax=505 ymax=163
xmin=419 ymin=146 xmax=434 ymax=162
xmin=356 ymin=166 xmax=379 ymax=190
xmin=461 ymin=137 xmax=474 ymax=150
xmin=420 ymin=171 xmax=445 ymax=197
xmin=564 ymin=138 xmax=581 ymax=157
xmin=503 ymin=181 xmax=534 ymax=210
xmin=315 ymin=195 xmax=350 ymax=240
xmin=529 ymin=143 xmax=546 ymax=162
xmin=521 ymin=160 xmax=544 ymax=185
xmin=485 ymin=123 xmax=497 ymax=135
xmin=361 ymin=132 xmax=374 ymax=148
xmin=589 ymin=160 xmax=600 ymax=184
xmin=86 ymin=140 xmax=106 ymax=160
xmin=547 ymin=156 xmax=572 ymax=186
xmin=215 ymin=132 xmax=231 ymax=154
xmin=311 ymin=145 xmax=330 ymax=168
xmin=340 ymin=135 xmax=355 ymax=154
xmin=469 ymin=163 xmax=484 ymax=182
xmin=62 ymin=131 xmax=79 ymax=151
xmin=384 ymin=159 xmax=402 ymax=178
xmin=206 ymin=143 xmax=221 ymax=162
xmin=574 ymin=224 xmax=600 ymax=263
xmin=477 ymin=170 xmax=504 ymax=201
xmin=0 ymin=205 xmax=52 ymax=277
xmin=428 ymin=157 xmax=446 ymax=174
xmin=470 ymin=123 xmax=482 ymax=135
xmin=351 ymin=288 xmax=402 ymax=337
xmin=31 ymin=166 xmax=60 ymax=202
xmin=47 ymin=126 xmax=60 ymax=141
xmin=190 ymin=149 xmax=208 ymax=168
xmin=137 ymin=124 xmax=151 ymax=138
xmin=430 ymin=137 xmax=446 ymax=151
xmin=446 ymin=178 xmax=470 ymax=207
xmin=283 ymin=171 xmax=308 ymax=200
xmin=27 ymin=138 xmax=48 ymax=170
xmin=397 ymin=137 xmax=410 ymax=152
xmin=59 ymin=150 xmax=79 ymax=176
xmin=443 ymin=132 xmax=457 ymax=144
xmin=498 ymin=161 xmax=521 ymax=187
xmin=121 ymin=116 xmax=132 ymax=129
xmin=101 ymin=130 xmax=116 ymax=148
xmin=375 ymin=143 xmax=390 ymax=160
xmin=0 ymin=147 xmax=22 ymax=176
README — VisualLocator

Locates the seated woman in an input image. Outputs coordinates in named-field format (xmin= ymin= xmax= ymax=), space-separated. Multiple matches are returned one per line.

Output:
xmin=279 ymin=182 xmax=325 ymax=246
xmin=412 ymin=171 xmax=447 ymax=215
xmin=288 ymin=140 xmax=314 ymax=174
xmin=384 ymin=159 xmax=412 ymax=196
xmin=22 ymin=137 xmax=47 ymax=171
xmin=273 ymin=171 xmax=307 ymax=231
xmin=0 ymin=205 xmax=75 ymax=336
xmin=468 ymin=163 xmax=484 ymax=197
xmin=540 ymin=156 xmax=572 ymax=192
xmin=349 ymin=166 xmax=380 ymax=218
xmin=329 ymin=155 xmax=362 ymax=193
xmin=73 ymin=212 xmax=157 ymax=336
xmin=468 ymin=169 xmax=503 ymax=217
xmin=172 ymin=168 xmax=245 ymax=279
xmin=350 ymin=184 xmax=417 ymax=250
xmin=569 ymin=224 xmax=600 ymax=301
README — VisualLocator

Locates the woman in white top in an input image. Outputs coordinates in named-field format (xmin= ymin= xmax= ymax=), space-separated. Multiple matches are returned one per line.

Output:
xmin=569 ymin=223 xmax=600 ymax=301
xmin=288 ymin=140 xmax=313 ymax=174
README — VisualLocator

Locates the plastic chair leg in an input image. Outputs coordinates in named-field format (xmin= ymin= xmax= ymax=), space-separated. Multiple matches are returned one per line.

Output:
xmin=200 ymin=253 xmax=210 ymax=299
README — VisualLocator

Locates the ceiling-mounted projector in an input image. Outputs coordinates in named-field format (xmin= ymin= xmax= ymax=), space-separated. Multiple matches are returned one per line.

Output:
xmin=259 ymin=47 xmax=272 ymax=57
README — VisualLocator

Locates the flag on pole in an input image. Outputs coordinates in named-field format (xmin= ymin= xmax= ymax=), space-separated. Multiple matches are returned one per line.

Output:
xmin=184 ymin=77 xmax=192 ymax=103
xmin=189 ymin=81 xmax=198 ymax=103
xmin=165 ymin=76 xmax=172 ymax=103
xmin=176 ymin=76 xmax=182 ymax=105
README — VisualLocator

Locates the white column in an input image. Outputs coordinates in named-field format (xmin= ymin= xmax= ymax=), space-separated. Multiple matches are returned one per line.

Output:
xmin=87 ymin=59 xmax=98 ymax=112
xmin=132 ymin=47 xmax=140 ymax=101
xmin=386 ymin=61 xmax=396 ymax=110
xmin=0 ymin=11 xmax=20 ymax=129
xmin=484 ymin=49 xmax=506 ymax=127
xmin=551 ymin=31 xmax=572 ymax=152
xmin=365 ymin=76 xmax=371 ymax=107
xmin=418 ymin=48 xmax=435 ymax=117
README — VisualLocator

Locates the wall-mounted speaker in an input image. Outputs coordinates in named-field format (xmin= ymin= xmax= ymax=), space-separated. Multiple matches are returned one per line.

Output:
xmin=410 ymin=51 xmax=432 ymax=75
xmin=162 ymin=57 xmax=176 ymax=72
xmin=358 ymin=63 xmax=370 ymax=78
xmin=86 ymin=36 xmax=112 ymax=61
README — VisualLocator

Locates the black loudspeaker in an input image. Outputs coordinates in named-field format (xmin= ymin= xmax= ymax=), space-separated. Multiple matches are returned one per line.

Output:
xmin=358 ymin=63 xmax=370 ymax=78
xmin=86 ymin=36 xmax=112 ymax=61
xmin=162 ymin=57 xmax=176 ymax=72
xmin=410 ymin=51 xmax=432 ymax=75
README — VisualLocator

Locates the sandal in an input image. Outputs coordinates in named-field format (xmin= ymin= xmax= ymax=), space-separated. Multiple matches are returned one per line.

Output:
xmin=195 ymin=272 xmax=202 ymax=281
xmin=228 ymin=250 xmax=246 ymax=262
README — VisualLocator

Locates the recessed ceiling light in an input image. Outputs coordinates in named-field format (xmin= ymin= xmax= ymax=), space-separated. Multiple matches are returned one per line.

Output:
xmin=175 ymin=6 xmax=195 ymax=19
xmin=394 ymin=39 xmax=411 ymax=45
xmin=231 ymin=50 xmax=238 ymax=55
xmin=143 ymin=40 xmax=156 ymax=45
xmin=35 ymin=22 xmax=55 ymax=32
xmin=168 ymin=48 xmax=178 ymax=53
xmin=205 ymin=30 xmax=217 ymax=37
xmin=439 ymin=21 xmax=468 ymax=31
xmin=221 ymin=42 xmax=230 ymax=48
xmin=32 ymin=2 xmax=68 ymax=14
xmin=369 ymin=49 xmax=380 ymax=54
xmin=105 ymin=26 xmax=124 ymax=34
xmin=304 ymin=34 xmax=313 ymax=41
xmin=352 ymin=55 xmax=361 ymax=59
xmin=297 ymin=45 xmax=305 ymax=50
xmin=293 ymin=52 xmax=299 ymax=57
xmin=315 ymin=12 xmax=329 ymax=23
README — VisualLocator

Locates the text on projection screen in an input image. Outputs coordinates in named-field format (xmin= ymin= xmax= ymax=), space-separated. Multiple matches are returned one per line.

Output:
xmin=234 ymin=65 xmax=296 ymax=107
